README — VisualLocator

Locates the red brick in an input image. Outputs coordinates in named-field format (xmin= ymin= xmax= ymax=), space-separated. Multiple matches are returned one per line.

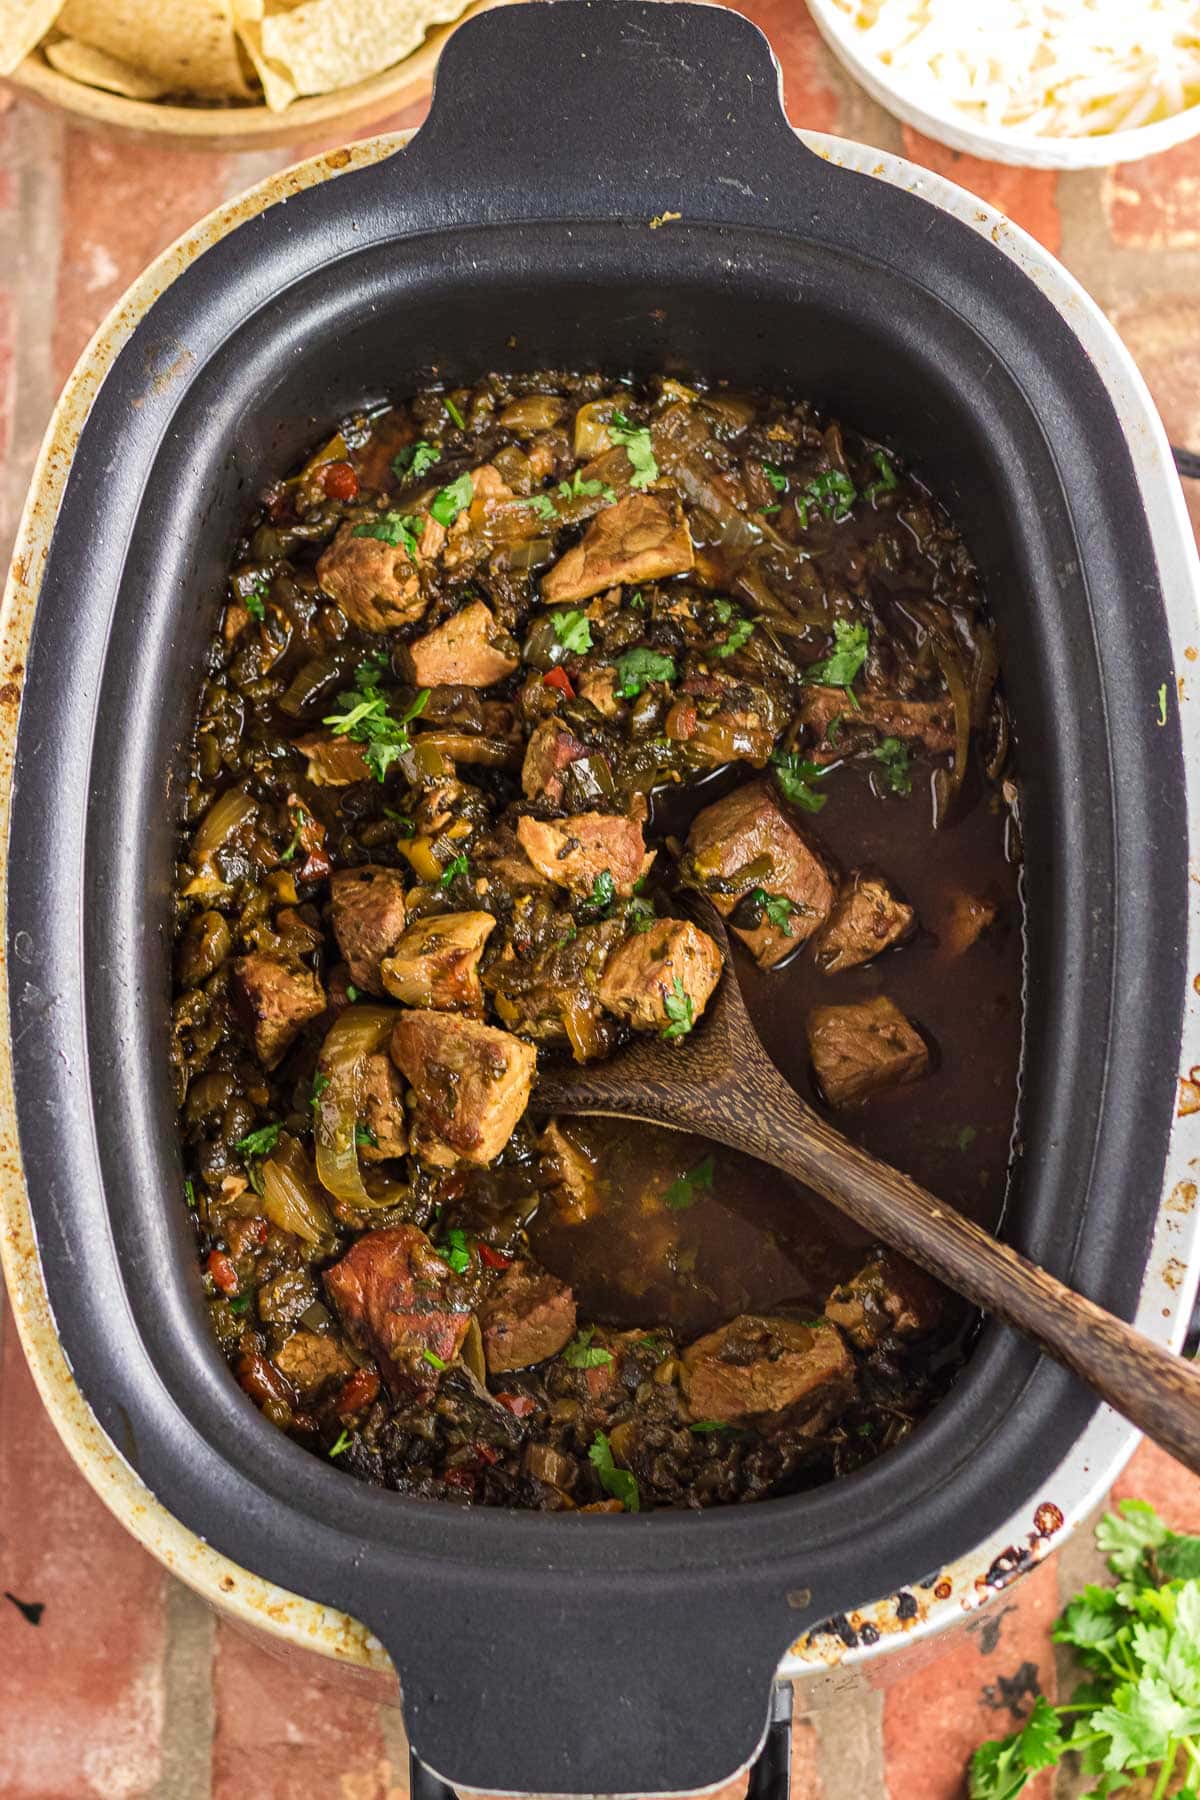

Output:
xmin=900 ymin=126 xmax=1062 ymax=253
xmin=52 ymin=131 xmax=228 ymax=386
xmin=1107 ymin=295 xmax=1200 ymax=548
xmin=882 ymin=1556 xmax=1060 ymax=1799
xmin=737 ymin=0 xmax=839 ymax=134
xmin=1111 ymin=1438 xmax=1200 ymax=1533
xmin=0 ymin=1327 xmax=166 ymax=1799
xmin=212 ymin=1618 xmax=391 ymax=1800
xmin=1105 ymin=140 xmax=1200 ymax=249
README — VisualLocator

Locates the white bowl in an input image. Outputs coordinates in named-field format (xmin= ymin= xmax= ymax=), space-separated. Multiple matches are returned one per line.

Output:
xmin=806 ymin=0 xmax=1200 ymax=168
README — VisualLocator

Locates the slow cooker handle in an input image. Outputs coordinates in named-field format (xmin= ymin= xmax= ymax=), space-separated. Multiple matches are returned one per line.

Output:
xmin=408 ymin=1683 xmax=796 ymax=1800
xmin=393 ymin=0 xmax=833 ymax=236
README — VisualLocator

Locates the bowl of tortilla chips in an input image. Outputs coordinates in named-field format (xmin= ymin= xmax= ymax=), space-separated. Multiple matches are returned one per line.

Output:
xmin=1 ymin=0 xmax=501 ymax=147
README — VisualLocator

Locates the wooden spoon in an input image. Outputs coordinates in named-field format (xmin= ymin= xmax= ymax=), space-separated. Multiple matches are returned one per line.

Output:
xmin=535 ymin=893 xmax=1200 ymax=1474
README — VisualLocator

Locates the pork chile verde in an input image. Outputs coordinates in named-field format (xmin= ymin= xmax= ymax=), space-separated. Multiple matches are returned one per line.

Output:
xmin=171 ymin=371 xmax=1021 ymax=1514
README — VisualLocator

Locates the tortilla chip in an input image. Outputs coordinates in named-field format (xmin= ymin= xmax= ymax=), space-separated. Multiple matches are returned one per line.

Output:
xmin=56 ymin=0 xmax=253 ymax=97
xmin=253 ymin=0 xmax=472 ymax=104
xmin=45 ymin=35 xmax=169 ymax=97
xmin=0 ymin=0 xmax=66 ymax=77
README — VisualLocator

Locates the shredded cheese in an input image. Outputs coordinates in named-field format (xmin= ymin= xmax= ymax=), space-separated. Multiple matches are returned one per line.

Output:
xmin=827 ymin=0 xmax=1200 ymax=137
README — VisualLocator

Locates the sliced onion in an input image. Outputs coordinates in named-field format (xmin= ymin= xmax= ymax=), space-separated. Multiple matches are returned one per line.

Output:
xmin=573 ymin=399 xmax=617 ymax=460
xmin=190 ymin=787 xmax=256 ymax=869
xmin=261 ymin=1134 xmax=334 ymax=1246
xmin=314 ymin=1005 xmax=397 ymax=1205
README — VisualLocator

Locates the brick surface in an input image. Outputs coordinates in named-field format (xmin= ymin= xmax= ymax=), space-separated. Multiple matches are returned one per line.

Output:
xmin=1105 ymin=139 xmax=1200 ymax=249
xmin=899 ymin=125 xmax=1063 ymax=251
xmin=0 ymin=1331 xmax=166 ymax=1799
xmin=882 ymin=1555 xmax=1061 ymax=1799
xmin=212 ymin=1621 xmax=391 ymax=1800
xmin=51 ymin=132 xmax=228 ymax=385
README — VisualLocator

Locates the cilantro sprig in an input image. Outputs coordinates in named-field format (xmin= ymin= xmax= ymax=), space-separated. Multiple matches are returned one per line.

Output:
xmin=609 ymin=409 xmax=659 ymax=488
xmin=391 ymin=440 xmax=440 ymax=482
xmin=437 ymin=1227 xmax=471 ymax=1275
xmin=352 ymin=510 xmax=423 ymax=559
xmin=660 ymin=977 xmax=695 ymax=1042
xmin=750 ymin=888 xmax=796 ymax=937
xmin=770 ymin=750 xmax=830 ymax=814
xmin=588 ymin=1431 xmax=640 ymax=1511
xmin=564 ymin=1327 xmax=614 ymax=1370
xmin=969 ymin=1499 xmax=1200 ymax=1800
xmin=663 ymin=1155 xmax=715 ymax=1210
xmin=872 ymin=736 xmax=913 ymax=796
xmin=715 ymin=617 xmax=755 ymax=659
xmin=553 ymin=609 xmax=593 ymax=655
xmin=803 ymin=618 xmax=869 ymax=704
xmin=429 ymin=471 xmax=473 ymax=528
xmin=615 ymin=646 xmax=676 ymax=698
xmin=559 ymin=470 xmax=617 ymax=504
xmin=323 ymin=662 xmax=431 ymax=783
xmin=237 ymin=1123 xmax=281 ymax=1158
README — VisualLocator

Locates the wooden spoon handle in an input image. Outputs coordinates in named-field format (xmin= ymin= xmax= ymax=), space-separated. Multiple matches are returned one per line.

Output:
xmin=739 ymin=1087 xmax=1200 ymax=1475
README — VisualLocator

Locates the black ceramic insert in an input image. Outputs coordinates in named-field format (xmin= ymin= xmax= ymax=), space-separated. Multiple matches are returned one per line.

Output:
xmin=4 ymin=1 xmax=1186 ymax=1791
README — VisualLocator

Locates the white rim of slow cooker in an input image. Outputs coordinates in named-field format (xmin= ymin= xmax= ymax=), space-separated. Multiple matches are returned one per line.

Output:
xmin=0 ymin=123 xmax=1197 ymax=1688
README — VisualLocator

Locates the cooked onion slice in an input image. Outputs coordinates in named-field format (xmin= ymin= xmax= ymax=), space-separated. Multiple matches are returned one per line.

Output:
xmin=314 ymin=1004 xmax=396 ymax=1205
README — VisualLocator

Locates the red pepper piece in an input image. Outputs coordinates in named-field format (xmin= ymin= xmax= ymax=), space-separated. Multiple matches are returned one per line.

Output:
xmin=496 ymin=1392 xmax=536 ymax=1418
xmin=321 ymin=460 xmax=359 ymax=501
xmin=207 ymin=1250 xmax=240 ymax=1295
xmin=336 ymin=1367 xmax=382 ymax=1417
xmin=543 ymin=666 xmax=575 ymax=698
xmin=477 ymin=1243 xmax=513 ymax=1270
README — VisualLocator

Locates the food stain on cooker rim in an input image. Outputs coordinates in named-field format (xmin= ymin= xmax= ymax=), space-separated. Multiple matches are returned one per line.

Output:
xmin=166 ymin=369 xmax=1022 ymax=1515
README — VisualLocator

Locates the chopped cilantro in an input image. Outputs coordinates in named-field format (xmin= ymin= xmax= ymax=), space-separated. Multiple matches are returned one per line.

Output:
xmin=627 ymin=589 xmax=645 ymax=609
xmin=279 ymin=806 xmax=309 ymax=864
xmin=184 ymin=1178 xmax=197 ymax=1209
xmin=345 ymin=984 xmax=361 ymax=1003
xmin=588 ymin=1431 xmax=640 ymax=1511
xmin=324 ymin=673 xmax=430 ymax=784
xmin=392 ymin=440 xmax=440 ymax=481
xmin=715 ymin=617 xmax=755 ymax=659
xmin=759 ymin=505 xmax=781 ymax=517
xmin=863 ymin=450 xmax=899 ymax=502
xmin=625 ymin=896 xmax=657 ymax=933
xmin=328 ymin=1429 xmax=352 ymax=1458
xmin=770 ymin=750 xmax=829 ymax=814
xmin=827 ymin=714 xmax=844 ymax=749
xmin=237 ymin=1123 xmax=281 ymax=1158
xmin=711 ymin=598 xmax=734 ymax=623
xmin=244 ymin=581 xmax=267 ymax=622
xmin=871 ymin=735 xmax=913 ymax=796
xmin=310 ymin=1072 xmax=331 ymax=1111
xmin=351 ymin=511 xmax=423 ymax=559
xmin=803 ymin=619 xmax=869 ymax=700
xmin=438 ymin=853 xmax=471 ymax=889
xmin=444 ymin=396 xmax=467 ymax=430
xmin=802 ymin=469 xmax=857 ymax=522
xmin=354 ymin=1123 xmax=377 ymax=1148
xmin=660 ymin=977 xmax=695 ymax=1042
xmin=609 ymin=409 xmax=659 ymax=488
xmin=564 ymin=1327 xmax=614 ymax=1369
xmin=585 ymin=869 xmax=616 ymax=911
xmin=614 ymin=646 xmax=676 ymax=698
xmin=1158 ymin=682 xmax=1169 ymax=727
xmin=559 ymin=470 xmax=617 ymax=503
xmin=228 ymin=1292 xmax=254 ymax=1316
xmin=751 ymin=888 xmax=795 ymax=937
xmin=437 ymin=1228 xmax=471 ymax=1275
xmin=520 ymin=492 xmax=559 ymax=521
xmin=663 ymin=1154 xmax=715 ymax=1209
xmin=422 ymin=1348 xmax=449 ymax=1371
xmin=762 ymin=462 xmax=789 ymax=492
xmin=553 ymin=609 xmax=593 ymax=655
xmin=429 ymin=471 xmax=474 ymax=527
xmin=689 ymin=1419 xmax=741 ymax=1435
